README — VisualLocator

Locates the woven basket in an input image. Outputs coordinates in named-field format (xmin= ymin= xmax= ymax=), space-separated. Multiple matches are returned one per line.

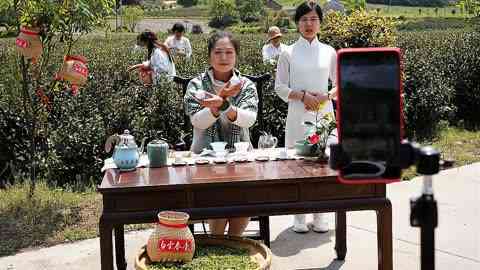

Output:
xmin=139 ymin=66 xmax=153 ymax=85
xmin=58 ymin=55 xmax=88 ymax=86
xmin=135 ymin=234 xmax=272 ymax=270
xmin=136 ymin=234 xmax=272 ymax=270
xmin=15 ymin=26 xmax=42 ymax=60
xmin=146 ymin=211 xmax=195 ymax=263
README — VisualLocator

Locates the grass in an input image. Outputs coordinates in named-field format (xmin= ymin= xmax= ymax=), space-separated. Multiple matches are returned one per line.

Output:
xmin=0 ymin=126 xmax=479 ymax=257
xmin=0 ymin=181 xmax=151 ymax=257
xmin=401 ymin=126 xmax=480 ymax=180
xmin=0 ymin=181 xmax=100 ymax=256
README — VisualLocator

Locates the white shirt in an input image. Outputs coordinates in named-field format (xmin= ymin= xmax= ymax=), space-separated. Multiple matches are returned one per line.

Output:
xmin=164 ymin=35 xmax=192 ymax=59
xmin=262 ymin=43 xmax=287 ymax=64
xmin=143 ymin=47 xmax=176 ymax=83
xmin=275 ymin=36 xmax=337 ymax=148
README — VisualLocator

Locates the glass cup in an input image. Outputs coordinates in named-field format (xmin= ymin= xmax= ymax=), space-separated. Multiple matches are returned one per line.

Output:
xmin=234 ymin=142 xmax=250 ymax=158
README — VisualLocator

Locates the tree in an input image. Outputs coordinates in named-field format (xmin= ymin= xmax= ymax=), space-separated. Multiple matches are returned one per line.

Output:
xmin=123 ymin=6 xmax=144 ymax=32
xmin=208 ymin=0 xmax=238 ymax=28
xmin=235 ymin=0 xmax=265 ymax=23
xmin=177 ymin=0 xmax=198 ymax=7
xmin=7 ymin=0 xmax=115 ymax=196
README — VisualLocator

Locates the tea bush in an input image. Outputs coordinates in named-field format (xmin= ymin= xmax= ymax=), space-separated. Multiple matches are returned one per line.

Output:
xmin=0 ymin=18 xmax=478 ymax=186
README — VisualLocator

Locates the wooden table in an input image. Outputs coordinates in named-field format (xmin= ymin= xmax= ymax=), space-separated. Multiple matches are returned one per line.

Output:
xmin=98 ymin=160 xmax=392 ymax=270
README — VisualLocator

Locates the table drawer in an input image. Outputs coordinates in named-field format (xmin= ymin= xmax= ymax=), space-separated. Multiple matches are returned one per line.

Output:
xmin=104 ymin=191 xmax=188 ymax=211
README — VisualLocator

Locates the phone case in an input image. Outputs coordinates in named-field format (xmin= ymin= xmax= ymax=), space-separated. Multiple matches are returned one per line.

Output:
xmin=336 ymin=48 xmax=404 ymax=185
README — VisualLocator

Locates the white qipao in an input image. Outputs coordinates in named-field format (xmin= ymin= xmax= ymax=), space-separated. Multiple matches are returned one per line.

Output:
xmin=275 ymin=36 xmax=337 ymax=148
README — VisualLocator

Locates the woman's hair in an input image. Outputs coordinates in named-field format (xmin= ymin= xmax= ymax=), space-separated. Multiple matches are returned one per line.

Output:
xmin=172 ymin=22 xmax=185 ymax=33
xmin=137 ymin=31 xmax=158 ymax=59
xmin=294 ymin=1 xmax=323 ymax=24
xmin=207 ymin=31 xmax=240 ymax=57
xmin=137 ymin=31 xmax=172 ymax=61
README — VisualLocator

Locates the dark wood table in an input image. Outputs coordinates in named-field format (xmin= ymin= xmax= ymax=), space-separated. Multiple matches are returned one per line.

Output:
xmin=98 ymin=160 xmax=392 ymax=270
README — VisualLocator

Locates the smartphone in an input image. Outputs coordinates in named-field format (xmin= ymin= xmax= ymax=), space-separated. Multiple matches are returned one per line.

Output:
xmin=336 ymin=48 xmax=403 ymax=184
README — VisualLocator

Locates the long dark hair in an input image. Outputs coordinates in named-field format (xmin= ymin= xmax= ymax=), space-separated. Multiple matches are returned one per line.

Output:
xmin=137 ymin=31 xmax=172 ymax=61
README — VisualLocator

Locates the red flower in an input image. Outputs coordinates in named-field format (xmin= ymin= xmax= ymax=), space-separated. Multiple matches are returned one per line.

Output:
xmin=308 ymin=134 xmax=319 ymax=144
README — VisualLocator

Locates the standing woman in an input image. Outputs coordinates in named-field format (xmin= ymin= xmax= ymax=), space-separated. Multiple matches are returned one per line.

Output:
xmin=128 ymin=31 xmax=176 ymax=83
xmin=184 ymin=31 xmax=258 ymax=236
xmin=274 ymin=1 xmax=337 ymax=233
xmin=164 ymin=22 xmax=193 ymax=59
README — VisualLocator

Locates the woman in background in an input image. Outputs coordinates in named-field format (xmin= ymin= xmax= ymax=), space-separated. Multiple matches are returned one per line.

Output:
xmin=165 ymin=22 xmax=192 ymax=59
xmin=128 ymin=31 xmax=176 ymax=83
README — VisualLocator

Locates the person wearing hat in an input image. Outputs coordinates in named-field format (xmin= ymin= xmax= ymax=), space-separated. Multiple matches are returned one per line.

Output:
xmin=262 ymin=26 xmax=287 ymax=64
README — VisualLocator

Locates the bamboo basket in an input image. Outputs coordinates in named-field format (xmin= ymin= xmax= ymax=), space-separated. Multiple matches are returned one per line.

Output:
xmin=15 ymin=26 xmax=42 ymax=61
xmin=146 ymin=211 xmax=195 ymax=263
xmin=139 ymin=66 xmax=153 ymax=85
xmin=136 ymin=234 xmax=272 ymax=270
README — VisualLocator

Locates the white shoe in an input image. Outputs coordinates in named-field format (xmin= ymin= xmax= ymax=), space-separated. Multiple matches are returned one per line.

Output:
xmin=312 ymin=213 xmax=329 ymax=233
xmin=292 ymin=214 xmax=309 ymax=233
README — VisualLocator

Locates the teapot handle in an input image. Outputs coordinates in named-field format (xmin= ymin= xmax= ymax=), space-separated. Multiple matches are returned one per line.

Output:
xmin=272 ymin=137 xmax=278 ymax=148
xmin=105 ymin=134 xmax=120 ymax=153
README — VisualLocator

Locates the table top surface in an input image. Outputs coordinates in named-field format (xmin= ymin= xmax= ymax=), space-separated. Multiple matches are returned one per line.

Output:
xmin=99 ymin=159 xmax=338 ymax=193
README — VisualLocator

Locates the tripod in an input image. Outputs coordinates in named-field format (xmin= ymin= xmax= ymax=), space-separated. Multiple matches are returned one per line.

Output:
xmin=410 ymin=146 xmax=439 ymax=270
xmin=330 ymin=142 xmax=440 ymax=270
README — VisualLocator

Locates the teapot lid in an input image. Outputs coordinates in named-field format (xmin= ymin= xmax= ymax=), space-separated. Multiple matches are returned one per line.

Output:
xmin=148 ymin=139 xmax=168 ymax=146
xmin=119 ymin=130 xmax=135 ymax=145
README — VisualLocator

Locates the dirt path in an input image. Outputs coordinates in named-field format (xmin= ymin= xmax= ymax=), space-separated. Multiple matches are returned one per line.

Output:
xmin=108 ymin=18 xmax=211 ymax=33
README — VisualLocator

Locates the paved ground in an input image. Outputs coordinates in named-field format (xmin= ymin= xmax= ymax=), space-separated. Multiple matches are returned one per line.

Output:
xmin=1 ymin=163 xmax=479 ymax=270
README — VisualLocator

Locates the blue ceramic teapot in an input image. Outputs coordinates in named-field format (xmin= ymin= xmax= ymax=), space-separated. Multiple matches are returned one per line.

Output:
xmin=105 ymin=130 xmax=145 ymax=172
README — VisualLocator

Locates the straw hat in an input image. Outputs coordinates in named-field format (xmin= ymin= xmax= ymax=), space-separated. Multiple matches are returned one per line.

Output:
xmin=267 ymin=26 xmax=282 ymax=42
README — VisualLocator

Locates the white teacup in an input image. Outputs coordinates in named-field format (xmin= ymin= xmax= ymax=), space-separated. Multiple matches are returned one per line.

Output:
xmin=210 ymin=142 xmax=227 ymax=156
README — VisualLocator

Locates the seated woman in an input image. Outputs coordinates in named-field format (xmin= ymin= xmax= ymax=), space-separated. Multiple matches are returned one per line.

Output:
xmin=128 ymin=31 xmax=176 ymax=83
xmin=183 ymin=31 xmax=259 ymax=236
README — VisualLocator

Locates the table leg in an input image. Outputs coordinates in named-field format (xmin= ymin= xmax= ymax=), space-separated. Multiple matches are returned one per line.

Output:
xmin=335 ymin=211 xmax=347 ymax=260
xmin=377 ymin=200 xmax=393 ymax=270
xmin=99 ymin=217 xmax=114 ymax=270
xmin=114 ymin=225 xmax=127 ymax=270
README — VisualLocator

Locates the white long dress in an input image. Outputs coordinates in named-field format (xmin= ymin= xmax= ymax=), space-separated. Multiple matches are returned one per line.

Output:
xmin=275 ymin=36 xmax=337 ymax=148
xmin=274 ymin=36 xmax=337 ymax=229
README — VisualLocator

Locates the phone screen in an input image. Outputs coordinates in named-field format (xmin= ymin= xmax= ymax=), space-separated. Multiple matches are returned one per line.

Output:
xmin=338 ymin=50 xmax=402 ymax=180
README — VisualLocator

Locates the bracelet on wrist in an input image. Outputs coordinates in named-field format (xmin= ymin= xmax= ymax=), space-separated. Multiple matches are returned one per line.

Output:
xmin=301 ymin=90 xmax=306 ymax=102
xmin=219 ymin=99 xmax=231 ymax=112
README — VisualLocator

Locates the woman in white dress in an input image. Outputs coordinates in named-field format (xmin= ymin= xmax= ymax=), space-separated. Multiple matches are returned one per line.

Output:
xmin=275 ymin=1 xmax=338 ymax=233
xmin=128 ymin=31 xmax=176 ymax=83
